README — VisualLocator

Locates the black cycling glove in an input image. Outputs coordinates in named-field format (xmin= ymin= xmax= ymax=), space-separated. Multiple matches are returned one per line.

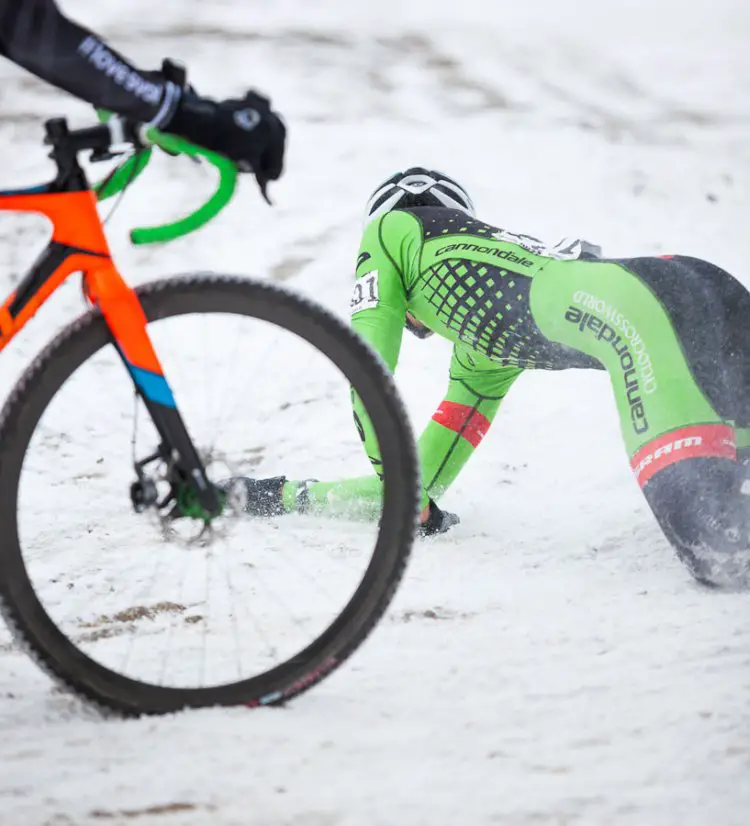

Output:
xmin=165 ymin=87 xmax=286 ymax=201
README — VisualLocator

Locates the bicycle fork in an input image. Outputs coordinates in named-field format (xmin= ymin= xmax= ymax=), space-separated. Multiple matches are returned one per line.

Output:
xmin=86 ymin=263 xmax=222 ymax=519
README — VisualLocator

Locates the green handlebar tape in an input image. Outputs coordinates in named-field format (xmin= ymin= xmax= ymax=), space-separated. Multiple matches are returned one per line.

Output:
xmin=130 ymin=130 xmax=238 ymax=245
xmin=94 ymin=149 xmax=152 ymax=201
xmin=92 ymin=111 xmax=239 ymax=245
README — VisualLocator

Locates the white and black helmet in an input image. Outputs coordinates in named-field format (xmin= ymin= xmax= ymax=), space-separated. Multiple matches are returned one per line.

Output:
xmin=364 ymin=167 xmax=475 ymax=225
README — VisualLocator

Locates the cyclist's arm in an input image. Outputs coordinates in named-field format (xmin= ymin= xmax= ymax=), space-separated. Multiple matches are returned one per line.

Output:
xmin=289 ymin=346 xmax=522 ymax=520
xmin=278 ymin=216 xmax=410 ymax=521
xmin=277 ymin=214 xmax=417 ymax=520
xmin=421 ymin=344 xmax=522 ymax=501
xmin=0 ymin=0 xmax=178 ymax=124
xmin=349 ymin=213 xmax=411 ymax=482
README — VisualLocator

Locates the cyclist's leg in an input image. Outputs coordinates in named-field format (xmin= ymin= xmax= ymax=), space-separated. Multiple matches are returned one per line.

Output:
xmin=284 ymin=476 xmax=382 ymax=521
xmin=616 ymin=253 xmax=750 ymax=472
xmin=621 ymin=255 xmax=750 ymax=585
xmin=624 ymin=254 xmax=750 ymax=427
xmin=530 ymin=256 xmax=749 ymax=587
xmin=674 ymin=255 xmax=750 ymax=462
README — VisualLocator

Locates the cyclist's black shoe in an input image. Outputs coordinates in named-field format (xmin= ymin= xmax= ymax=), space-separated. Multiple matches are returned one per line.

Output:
xmin=218 ymin=476 xmax=286 ymax=517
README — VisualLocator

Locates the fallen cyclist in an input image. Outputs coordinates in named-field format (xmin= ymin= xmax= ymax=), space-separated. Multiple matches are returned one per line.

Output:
xmin=225 ymin=167 xmax=750 ymax=589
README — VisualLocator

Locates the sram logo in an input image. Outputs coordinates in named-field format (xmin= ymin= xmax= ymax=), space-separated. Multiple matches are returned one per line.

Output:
xmin=630 ymin=424 xmax=736 ymax=487
xmin=633 ymin=436 xmax=703 ymax=479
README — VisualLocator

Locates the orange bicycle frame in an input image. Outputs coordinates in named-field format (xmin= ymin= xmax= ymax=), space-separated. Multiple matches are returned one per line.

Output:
xmin=0 ymin=117 xmax=221 ymax=515
xmin=0 ymin=189 xmax=173 ymax=400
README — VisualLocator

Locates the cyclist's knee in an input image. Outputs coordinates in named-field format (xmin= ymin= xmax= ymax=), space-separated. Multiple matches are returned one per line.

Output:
xmin=674 ymin=537 xmax=750 ymax=590
xmin=643 ymin=459 xmax=750 ymax=588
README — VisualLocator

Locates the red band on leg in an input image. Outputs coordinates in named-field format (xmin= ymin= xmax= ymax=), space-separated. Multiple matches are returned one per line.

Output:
xmin=432 ymin=401 xmax=491 ymax=448
xmin=630 ymin=424 xmax=736 ymax=487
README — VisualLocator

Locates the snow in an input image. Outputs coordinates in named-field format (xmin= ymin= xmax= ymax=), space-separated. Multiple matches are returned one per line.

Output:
xmin=0 ymin=0 xmax=748 ymax=823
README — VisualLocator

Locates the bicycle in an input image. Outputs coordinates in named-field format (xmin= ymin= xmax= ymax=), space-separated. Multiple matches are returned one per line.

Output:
xmin=0 ymin=116 xmax=419 ymax=715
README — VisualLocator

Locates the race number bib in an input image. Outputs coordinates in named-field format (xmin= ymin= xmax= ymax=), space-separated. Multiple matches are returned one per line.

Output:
xmin=350 ymin=271 xmax=379 ymax=314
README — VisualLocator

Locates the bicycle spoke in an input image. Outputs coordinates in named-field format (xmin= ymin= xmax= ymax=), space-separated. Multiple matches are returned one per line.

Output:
xmin=0 ymin=277 xmax=417 ymax=712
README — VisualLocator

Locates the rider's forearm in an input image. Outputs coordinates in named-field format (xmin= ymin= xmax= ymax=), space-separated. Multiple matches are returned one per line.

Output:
xmin=419 ymin=397 xmax=500 ymax=501
xmin=0 ymin=0 xmax=178 ymax=124
xmin=421 ymin=364 xmax=520 ymax=499
xmin=281 ymin=363 xmax=522 ymax=520
xmin=280 ymin=389 xmax=500 ymax=521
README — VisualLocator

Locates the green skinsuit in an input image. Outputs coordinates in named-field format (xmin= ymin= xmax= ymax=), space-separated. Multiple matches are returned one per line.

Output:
xmin=281 ymin=206 xmax=748 ymax=528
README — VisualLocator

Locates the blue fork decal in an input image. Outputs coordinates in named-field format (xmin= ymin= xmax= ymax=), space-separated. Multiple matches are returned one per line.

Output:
xmin=128 ymin=364 xmax=176 ymax=408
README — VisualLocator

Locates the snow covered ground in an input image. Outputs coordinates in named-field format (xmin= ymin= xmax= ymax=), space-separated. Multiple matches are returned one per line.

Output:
xmin=0 ymin=0 xmax=748 ymax=823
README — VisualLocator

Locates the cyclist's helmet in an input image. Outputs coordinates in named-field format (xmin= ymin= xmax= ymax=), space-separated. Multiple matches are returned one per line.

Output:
xmin=363 ymin=168 xmax=474 ymax=341
xmin=364 ymin=167 xmax=475 ymax=225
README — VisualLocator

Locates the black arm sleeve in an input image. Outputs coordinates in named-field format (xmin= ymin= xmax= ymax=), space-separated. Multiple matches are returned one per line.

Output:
xmin=0 ymin=0 xmax=178 ymax=124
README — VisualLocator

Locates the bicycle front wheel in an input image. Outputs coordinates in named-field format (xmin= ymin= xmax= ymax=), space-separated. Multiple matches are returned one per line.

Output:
xmin=0 ymin=274 xmax=419 ymax=714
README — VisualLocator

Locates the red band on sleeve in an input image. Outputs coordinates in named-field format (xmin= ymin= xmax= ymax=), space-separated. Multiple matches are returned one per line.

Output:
xmin=630 ymin=423 xmax=736 ymax=487
xmin=432 ymin=401 xmax=491 ymax=448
